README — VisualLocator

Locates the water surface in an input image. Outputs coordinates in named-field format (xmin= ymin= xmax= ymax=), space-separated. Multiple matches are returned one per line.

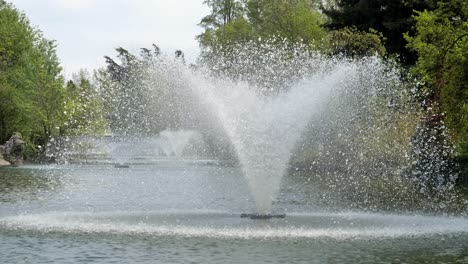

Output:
xmin=1 ymin=164 xmax=467 ymax=263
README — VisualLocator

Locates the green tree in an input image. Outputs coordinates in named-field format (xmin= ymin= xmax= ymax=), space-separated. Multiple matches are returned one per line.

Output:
xmin=0 ymin=1 xmax=65 ymax=156
xmin=245 ymin=0 xmax=326 ymax=45
xmin=200 ymin=0 xmax=244 ymax=29
xmin=405 ymin=0 xmax=468 ymax=181
xmin=62 ymin=70 xmax=106 ymax=136
xmin=328 ymin=27 xmax=386 ymax=57
xmin=198 ymin=0 xmax=327 ymax=54
xmin=32 ymin=37 xmax=65 ymax=143
xmin=198 ymin=16 xmax=254 ymax=53
xmin=198 ymin=0 xmax=252 ymax=56
xmin=0 ymin=0 xmax=36 ymax=143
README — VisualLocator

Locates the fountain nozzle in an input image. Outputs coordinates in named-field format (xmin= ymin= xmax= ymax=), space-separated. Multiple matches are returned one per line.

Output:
xmin=240 ymin=213 xmax=286 ymax=219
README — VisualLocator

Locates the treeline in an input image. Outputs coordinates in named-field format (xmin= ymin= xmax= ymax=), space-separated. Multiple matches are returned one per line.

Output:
xmin=197 ymin=0 xmax=467 ymax=181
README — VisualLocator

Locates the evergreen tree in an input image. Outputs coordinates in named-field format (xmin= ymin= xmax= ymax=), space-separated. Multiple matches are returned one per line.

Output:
xmin=98 ymin=45 xmax=191 ymax=136
xmin=323 ymin=0 xmax=436 ymax=64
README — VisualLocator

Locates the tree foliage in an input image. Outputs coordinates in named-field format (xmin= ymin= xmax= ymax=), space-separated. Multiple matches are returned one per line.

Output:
xmin=0 ymin=1 xmax=105 ymax=159
xmin=200 ymin=0 xmax=244 ymax=29
xmin=245 ymin=0 xmax=326 ymax=44
xmin=62 ymin=70 xmax=106 ymax=136
xmin=198 ymin=0 xmax=327 ymax=59
xmin=98 ymin=45 xmax=192 ymax=136
xmin=99 ymin=47 xmax=153 ymax=136
xmin=323 ymin=0 xmax=436 ymax=64
xmin=329 ymin=27 xmax=386 ymax=57
xmin=0 ymin=1 xmax=64 ymax=148
xmin=405 ymin=0 xmax=468 ymax=180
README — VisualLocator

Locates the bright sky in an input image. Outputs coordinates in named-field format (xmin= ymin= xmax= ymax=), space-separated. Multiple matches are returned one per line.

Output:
xmin=11 ymin=0 xmax=209 ymax=77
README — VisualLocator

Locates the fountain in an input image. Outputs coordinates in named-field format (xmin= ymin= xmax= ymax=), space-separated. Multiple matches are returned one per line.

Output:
xmin=154 ymin=129 xmax=195 ymax=157
xmin=186 ymin=73 xmax=337 ymax=217
xmin=109 ymin=140 xmax=137 ymax=168
xmin=178 ymin=49 xmax=398 ymax=217
xmin=27 ymin=44 xmax=461 ymax=216
xmin=1 ymin=43 xmax=467 ymax=264
xmin=83 ymin=41 xmax=455 ymax=218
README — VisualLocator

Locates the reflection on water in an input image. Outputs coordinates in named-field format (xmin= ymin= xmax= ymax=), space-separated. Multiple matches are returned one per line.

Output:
xmin=0 ymin=167 xmax=61 ymax=203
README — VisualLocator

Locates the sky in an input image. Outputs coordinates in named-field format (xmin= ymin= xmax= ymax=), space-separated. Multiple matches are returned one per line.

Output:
xmin=11 ymin=0 xmax=209 ymax=77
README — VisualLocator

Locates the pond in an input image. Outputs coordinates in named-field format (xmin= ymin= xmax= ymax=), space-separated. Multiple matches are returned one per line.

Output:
xmin=0 ymin=163 xmax=467 ymax=263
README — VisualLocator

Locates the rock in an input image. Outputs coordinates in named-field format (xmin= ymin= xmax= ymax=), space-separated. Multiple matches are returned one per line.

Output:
xmin=1 ymin=132 xmax=26 ymax=165
xmin=0 ymin=153 xmax=11 ymax=166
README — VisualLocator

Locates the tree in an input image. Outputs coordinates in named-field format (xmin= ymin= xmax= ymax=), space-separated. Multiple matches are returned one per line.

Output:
xmin=197 ymin=0 xmax=337 ymax=94
xmin=405 ymin=0 xmax=468 ymax=182
xmin=198 ymin=0 xmax=327 ymax=50
xmin=199 ymin=0 xmax=244 ymax=30
xmin=0 ymin=1 xmax=65 ymax=157
xmin=100 ymin=47 xmax=151 ymax=135
xmin=62 ymin=70 xmax=106 ymax=136
xmin=328 ymin=27 xmax=386 ymax=57
xmin=98 ymin=45 xmax=192 ymax=136
xmin=32 ymin=36 xmax=66 ymax=143
xmin=198 ymin=0 xmax=253 ymax=56
xmin=323 ymin=0 xmax=436 ymax=64
xmin=245 ymin=0 xmax=327 ymax=45
xmin=0 ymin=0 xmax=36 ymax=143
xmin=198 ymin=16 xmax=254 ymax=53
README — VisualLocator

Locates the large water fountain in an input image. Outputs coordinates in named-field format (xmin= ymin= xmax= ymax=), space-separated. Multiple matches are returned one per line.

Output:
xmin=175 ymin=48 xmax=416 ymax=216
xmin=188 ymin=65 xmax=349 ymax=216
xmin=0 ymin=43 xmax=467 ymax=263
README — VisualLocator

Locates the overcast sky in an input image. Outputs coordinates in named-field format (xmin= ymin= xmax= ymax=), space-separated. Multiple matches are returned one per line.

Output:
xmin=11 ymin=0 xmax=209 ymax=77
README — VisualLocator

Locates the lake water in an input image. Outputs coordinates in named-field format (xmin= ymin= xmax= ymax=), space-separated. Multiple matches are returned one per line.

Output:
xmin=1 ymin=163 xmax=467 ymax=263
